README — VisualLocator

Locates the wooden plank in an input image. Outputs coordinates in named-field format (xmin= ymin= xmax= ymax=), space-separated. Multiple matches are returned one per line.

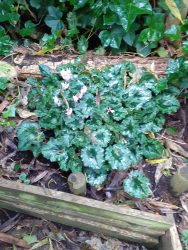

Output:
xmin=159 ymin=214 xmax=183 ymax=250
xmin=0 ymin=178 xmax=173 ymax=230
xmin=0 ymin=199 xmax=159 ymax=247
xmin=4 ymin=54 xmax=168 ymax=79
xmin=0 ymin=192 xmax=164 ymax=237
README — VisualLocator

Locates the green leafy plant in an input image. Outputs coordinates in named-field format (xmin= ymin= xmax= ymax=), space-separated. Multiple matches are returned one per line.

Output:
xmin=17 ymin=58 xmax=182 ymax=186
xmin=123 ymin=170 xmax=151 ymax=198
xmin=19 ymin=172 xmax=30 ymax=185
xmin=0 ymin=1 xmax=187 ymax=56
xmin=182 ymin=230 xmax=188 ymax=250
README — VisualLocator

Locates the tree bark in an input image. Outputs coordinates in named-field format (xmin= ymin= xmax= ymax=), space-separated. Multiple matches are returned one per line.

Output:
xmin=4 ymin=53 xmax=169 ymax=79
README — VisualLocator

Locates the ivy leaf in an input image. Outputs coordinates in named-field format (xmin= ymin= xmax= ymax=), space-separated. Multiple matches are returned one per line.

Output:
xmin=67 ymin=12 xmax=79 ymax=38
xmin=139 ymin=13 xmax=164 ymax=43
xmin=23 ymin=235 xmax=38 ymax=244
xmin=17 ymin=121 xmax=45 ymax=157
xmin=105 ymin=144 xmax=139 ymax=170
xmin=99 ymin=27 xmax=123 ymax=49
xmin=44 ymin=6 xmax=64 ymax=32
xmin=29 ymin=0 xmax=42 ymax=9
xmin=2 ymin=105 xmax=16 ymax=118
xmin=123 ymin=170 xmax=151 ymax=198
xmin=0 ymin=33 xmax=14 ymax=56
xmin=77 ymin=35 xmax=88 ymax=54
xmin=38 ymin=64 xmax=52 ymax=77
xmin=81 ymin=145 xmax=104 ymax=170
xmin=19 ymin=21 xmax=35 ymax=37
xmin=110 ymin=0 xmax=152 ymax=31
xmin=182 ymin=39 xmax=188 ymax=54
xmin=69 ymin=0 xmax=93 ymax=10
xmin=164 ymin=24 xmax=181 ymax=41
xmin=0 ymin=77 xmax=8 ymax=90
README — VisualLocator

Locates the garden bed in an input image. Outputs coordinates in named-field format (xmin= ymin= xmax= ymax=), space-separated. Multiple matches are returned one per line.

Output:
xmin=0 ymin=54 xmax=187 ymax=249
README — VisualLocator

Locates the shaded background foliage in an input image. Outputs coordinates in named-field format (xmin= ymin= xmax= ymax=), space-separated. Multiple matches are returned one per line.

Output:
xmin=0 ymin=0 xmax=187 ymax=56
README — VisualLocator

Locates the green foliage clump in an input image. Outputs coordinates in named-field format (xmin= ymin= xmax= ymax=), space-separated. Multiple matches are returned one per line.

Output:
xmin=182 ymin=229 xmax=188 ymax=250
xmin=123 ymin=170 xmax=151 ymax=198
xmin=0 ymin=1 xmax=187 ymax=56
xmin=17 ymin=59 xmax=181 ymax=186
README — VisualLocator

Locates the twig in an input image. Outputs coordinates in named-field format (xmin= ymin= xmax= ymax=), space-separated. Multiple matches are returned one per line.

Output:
xmin=157 ymin=133 xmax=187 ymax=145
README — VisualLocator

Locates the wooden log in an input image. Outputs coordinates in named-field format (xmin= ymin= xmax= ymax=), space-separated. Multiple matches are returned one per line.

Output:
xmin=3 ymin=53 xmax=168 ymax=79
xmin=0 ymin=178 xmax=173 ymax=246
xmin=159 ymin=214 xmax=182 ymax=250
xmin=0 ymin=200 xmax=159 ymax=247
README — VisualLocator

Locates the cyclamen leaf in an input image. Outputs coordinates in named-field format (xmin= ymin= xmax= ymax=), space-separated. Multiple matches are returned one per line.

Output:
xmin=17 ymin=121 xmax=44 ymax=157
xmin=92 ymin=127 xmax=111 ymax=147
xmin=123 ymin=170 xmax=151 ymax=198
xmin=155 ymin=94 xmax=180 ymax=114
xmin=141 ymin=138 xmax=164 ymax=159
xmin=81 ymin=145 xmax=104 ymax=170
xmin=86 ymin=170 xmax=107 ymax=187
xmin=41 ymin=138 xmax=69 ymax=163
xmin=105 ymin=144 xmax=139 ymax=170
xmin=124 ymin=85 xmax=152 ymax=109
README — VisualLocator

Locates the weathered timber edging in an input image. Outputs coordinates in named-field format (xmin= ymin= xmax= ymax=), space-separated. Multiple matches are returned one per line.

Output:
xmin=3 ymin=54 xmax=168 ymax=79
xmin=0 ymin=178 xmax=173 ymax=247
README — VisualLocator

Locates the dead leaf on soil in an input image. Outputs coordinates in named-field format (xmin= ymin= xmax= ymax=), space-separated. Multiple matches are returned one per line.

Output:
xmin=146 ymin=158 xmax=168 ymax=164
xmin=129 ymin=68 xmax=141 ymax=85
xmin=147 ymin=199 xmax=179 ymax=210
xmin=155 ymin=157 xmax=173 ymax=184
xmin=165 ymin=140 xmax=188 ymax=158
xmin=83 ymin=237 xmax=122 ymax=250
xmin=165 ymin=0 xmax=183 ymax=23
xmin=0 ymin=100 xmax=10 ymax=113
xmin=30 ymin=170 xmax=49 ymax=184
xmin=0 ymin=232 xmax=30 ymax=249
xmin=180 ymin=196 xmax=188 ymax=214
xmin=16 ymin=108 xmax=37 ymax=119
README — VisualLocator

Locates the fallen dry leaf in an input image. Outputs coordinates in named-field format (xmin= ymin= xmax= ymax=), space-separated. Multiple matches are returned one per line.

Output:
xmin=165 ymin=140 xmax=188 ymax=158
xmin=147 ymin=199 xmax=179 ymax=210
xmin=30 ymin=170 xmax=49 ymax=184
xmin=16 ymin=108 xmax=37 ymax=119
xmin=165 ymin=0 xmax=183 ymax=23
xmin=146 ymin=158 xmax=168 ymax=164
xmin=0 ymin=232 xmax=30 ymax=248
xmin=0 ymin=100 xmax=10 ymax=113
xmin=155 ymin=157 xmax=173 ymax=184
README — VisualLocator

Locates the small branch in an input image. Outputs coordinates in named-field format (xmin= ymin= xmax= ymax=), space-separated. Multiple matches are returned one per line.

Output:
xmin=0 ymin=232 xmax=30 ymax=248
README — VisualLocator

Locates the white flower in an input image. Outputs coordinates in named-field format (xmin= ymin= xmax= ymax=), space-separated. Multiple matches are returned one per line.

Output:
xmin=60 ymin=68 xmax=72 ymax=82
xmin=65 ymin=108 xmax=73 ymax=116
xmin=73 ymin=94 xmax=79 ymax=103
xmin=106 ymin=107 xmax=114 ymax=113
xmin=80 ymin=85 xmax=87 ymax=95
xmin=61 ymin=82 xmax=69 ymax=90
xmin=53 ymin=96 xmax=61 ymax=107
